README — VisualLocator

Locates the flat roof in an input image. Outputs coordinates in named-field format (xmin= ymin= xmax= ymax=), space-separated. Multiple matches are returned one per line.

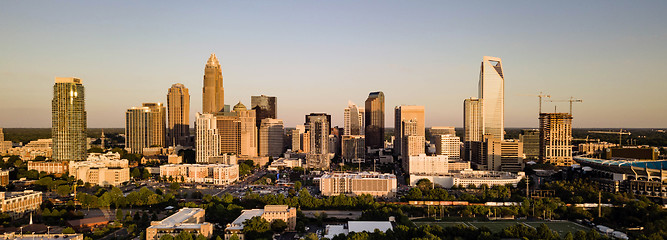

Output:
xmin=226 ymin=209 xmax=264 ymax=231
xmin=348 ymin=221 xmax=393 ymax=233
xmin=148 ymin=208 xmax=204 ymax=230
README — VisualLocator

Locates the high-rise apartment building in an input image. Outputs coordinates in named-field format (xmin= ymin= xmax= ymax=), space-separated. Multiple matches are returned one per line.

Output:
xmin=52 ymin=77 xmax=87 ymax=161
xmin=539 ymin=113 xmax=573 ymax=166
xmin=344 ymin=101 xmax=364 ymax=136
xmin=203 ymin=53 xmax=224 ymax=114
xmin=364 ymin=92 xmax=385 ymax=149
xmin=306 ymin=114 xmax=330 ymax=169
xmin=251 ymin=95 xmax=277 ymax=128
xmin=167 ymin=83 xmax=190 ymax=147
xmin=479 ymin=56 xmax=504 ymax=140
xmin=433 ymin=134 xmax=461 ymax=160
xmin=233 ymin=102 xmax=257 ymax=157
xmin=259 ymin=118 xmax=284 ymax=158
xmin=519 ymin=129 xmax=540 ymax=160
xmin=125 ymin=103 xmax=166 ymax=154
xmin=463 ymin=98 xmax=483 ymax=142
xmin=394 ymin=105 xmax=425 ymax=158
xmin=195 ymin=113 xmax=220 ymax=163
xmin=341 ymin=135 xmax=365 ymax=163
xmin=291 ymin=126 xmax=305 ymax=152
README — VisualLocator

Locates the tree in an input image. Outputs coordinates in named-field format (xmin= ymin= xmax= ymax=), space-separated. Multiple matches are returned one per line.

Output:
xmin=131 ymin=168 xmax=141 ymax=179
xmin=62 ymin=227 xmax=76 ymax=234
xmin=169 ymin=182 xmax=180 ymax=191
xmin=227 ymin=234 xmax=240 ymax=240
xmin=142 ymin=168 xmax=151 ymax=179
xmin=243 ymin=216 xmax=271 ymax=239
xmin=271 ymin=219 xmax=288 ymax=233
xmin=159 ymin=235 xmax=175 ymax=240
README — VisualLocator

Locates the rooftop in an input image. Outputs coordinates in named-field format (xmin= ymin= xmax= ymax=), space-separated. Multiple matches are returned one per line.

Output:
xmin=226 ymin=209 xmax=264 ymax=231
xmin=148 ymin=208 xmax=205 ymax=230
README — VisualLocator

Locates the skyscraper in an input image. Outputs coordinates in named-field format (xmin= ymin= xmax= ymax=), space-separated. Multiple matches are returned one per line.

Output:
xmin=306 ymin=114 xmax=330 ymax=169
xmin=52 ymin=77 xmax=87 ymax=161
xmin=167 ymin=83 xmax=190 ymax=147
xmin=344 ymin=101 xmax=364 ymax=136
xmin=203 ymin=53 xmax=224 ymax=113
xmin=463 ymin=98 xmax=483 ymax=142
xmin=539 ymin=113 xmax=573 ymax=166
xmin=394 ymin=105 xmax=425 ymax=158
xmin=364 ymin=91 xmax=385 ymax=149
xmin=479 ymin=56 xmax=504 ymax=140
xmin=125 ymin=103 xmax=166 ymax=154
xmin=519 ymin=129 xmax=540 ymax=160
xmin=233 ymin=102 xmax=258 ymax=157
xmin=251 ymin=95 xmax=277 ymax=128
xmin=259 ymin=118 xmax=284 ymax=158
xmin=195 ymin=113 xmax=220 ymax=163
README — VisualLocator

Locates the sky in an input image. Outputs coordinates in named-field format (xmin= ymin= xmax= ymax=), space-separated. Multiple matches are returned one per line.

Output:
xmin=1 ymin=1 xmax=666 ymax=128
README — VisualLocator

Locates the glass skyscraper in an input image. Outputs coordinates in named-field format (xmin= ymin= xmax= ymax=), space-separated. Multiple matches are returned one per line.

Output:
xmin=52 ymin=77 xmax=87 ymax=161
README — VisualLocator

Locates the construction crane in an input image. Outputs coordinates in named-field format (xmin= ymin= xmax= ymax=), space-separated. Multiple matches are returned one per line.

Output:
xmin=545 ymin=97 xmax=583 ymax=115
xmin=588 ymin=129 xmax=631 ymax=145
xmin=519 ymin=92 xmax=551 ymax=114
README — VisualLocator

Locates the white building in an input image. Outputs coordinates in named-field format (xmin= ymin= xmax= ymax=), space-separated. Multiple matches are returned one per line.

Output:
xmin=160 ymin=164 xmax=239 ymax=185
xmin=405 ymin=154 xmax=470 ymax=175
xmin=479 ymin=56 xmax=505 ymax=140
xmin=0 ymin=190 xmax=42 ymax=219
xmin=324 ymin=221 xmax=393 ymax=239
xmin=318 ymin=172 xmax=397 ymax=197
xmin=410 ymin=170 xmax=524 ymax=188
xmin=195 ymin=113 xmax=220 ymax=163
xmin=344 ymin=101 xmax=365 ymax=136
xmin=69 ymin=153 xmax=130 ymax=186
xmin=268 ymin=158 xmax=302 ymax=171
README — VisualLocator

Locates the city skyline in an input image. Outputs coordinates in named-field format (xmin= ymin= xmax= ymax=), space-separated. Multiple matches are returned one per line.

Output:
xmin=1 ymin=1 xmax=667 ymax=128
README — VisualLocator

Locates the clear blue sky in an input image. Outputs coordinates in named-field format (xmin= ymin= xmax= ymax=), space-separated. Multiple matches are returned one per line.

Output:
xmin=1 ymin=1 xmax=666 ymax=128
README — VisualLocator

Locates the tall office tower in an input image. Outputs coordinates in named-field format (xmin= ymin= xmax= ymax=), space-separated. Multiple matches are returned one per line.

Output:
xmin=433 ymin=134 xmax=461 ymax=160
xmin=394 ymin=105 xmax=425 ymax=158
xmin=305 ymin=113 xmax=332 ymax=132
xmin=233 ymin=102 xmax=258 ymax=157
xmin=125 ymin=103 xmax=166 ymax=154
xmin=203 ymin=53 xmax=224 ymax=113
xmin=342 ymin=135 xmax=365 ymax=163
xmin=469 ymin=135 xmax=524 ymax=172
xmin=430 ymin=127 xmax=455 ymax=137
xmin=539 ymin=113 xmax=573 ymax=166
xmin=463 ymin=98 xmax=483 ymax=142
xmin=167 ymin=83 xmax=190 ymax=147
xmin=52 ymin=77 xmax=87 ymax=161
xmin=306 ymin=114 xmax=330 ymax=169
xmin=344 ymin=101 xmax=364 ymax=135
xmin=259 ymin=118 xmax=284 ymax=158
xmin=479 ymin=56 xmax=504 ymax=140
xmin=195 ymin=113 xmax=220 ymax=163
xmin=364 ymin=91 xmax=385 ymax=149
xmin=251 ymin=95 xmax=277 ymax=128
xmin=519 ymin=129 xmax=540 ymax=160
xmin=291 ymin=125 xmax=305 ymax=152
xmin=216 ymin=113 xmax=241 ymax=155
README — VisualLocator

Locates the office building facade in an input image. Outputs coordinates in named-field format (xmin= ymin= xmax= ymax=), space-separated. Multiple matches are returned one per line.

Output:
xmin=519 ymin=129 xmax=540 ymax=160
xmin=203 ymin=53 xmax=224 ymax=113
xmin=167 ymin=83 xmax=190 ymax=147
xmin=463 ymin=98 xmax=483 ymax=142
xmin=479 ymin=56 xmax=504 ymax=140
xmin=344 ymin=101 xmax=364 ymax=136
xmin=433 ymin=134 xmax=461 ymax=160
xmin=364 ymin=92 xmax=385 ymax=149
xmin=395 ymin=105 xmax=425 ymax=158
xmin=125 ymin=103 xmax=166 ymax=154
xmin=259 ymin=118 xmax=284 ymax=158
xmin=251 ymin=95 xmax=277 ymax=128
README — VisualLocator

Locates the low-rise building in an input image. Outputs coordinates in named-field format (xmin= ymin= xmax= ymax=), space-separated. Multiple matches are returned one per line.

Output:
xmin=324 ymin=221 xmax=394 ymax=239
xmin=7 ymin=139 xmax=53 ymax=160
xmin=225 ymin=205 xmax=297 ymax=240
xmin=146 ymin=208 xmax=213 ymax=240
xmin=578 ymin=142 xmax=617 ymax=155
xmin=268 ymin=158 xmax=302 ymax=171
xmin=319 ymin=172 xmax=397 ymax=197
xmin=160 ymin=164 xmax=239 ymax=185
xmin=0 ymin=190 xmax=42 ymax=219
xmin=28 ymin=161 xmax=68 ymax=176
xmin=409 ymin=170 xmax=525 ymax=188
xmin=69 ymin=152 xmax=130 ymax=186
xmin=404 ymin=154 xmax=470 ymax=175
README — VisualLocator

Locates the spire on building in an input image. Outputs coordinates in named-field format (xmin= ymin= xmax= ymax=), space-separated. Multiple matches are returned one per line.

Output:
xmin=207 ymin=53 xmax=219 ymax=66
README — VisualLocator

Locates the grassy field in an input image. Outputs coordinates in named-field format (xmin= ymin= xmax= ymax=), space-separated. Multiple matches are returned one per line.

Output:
xmin=415 ymin=221 xmax=589 ymax=235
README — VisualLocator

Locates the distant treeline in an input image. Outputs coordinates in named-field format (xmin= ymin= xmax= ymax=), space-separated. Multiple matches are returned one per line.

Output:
xmin=3 ymin=128 xmax=124 ymax=144
xmin=3 ymin=127 xmax=666 ymax=147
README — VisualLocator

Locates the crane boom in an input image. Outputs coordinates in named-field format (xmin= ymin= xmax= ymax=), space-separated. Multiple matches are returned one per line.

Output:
xmin=588 ymin=129 xmax=631 ymax=145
